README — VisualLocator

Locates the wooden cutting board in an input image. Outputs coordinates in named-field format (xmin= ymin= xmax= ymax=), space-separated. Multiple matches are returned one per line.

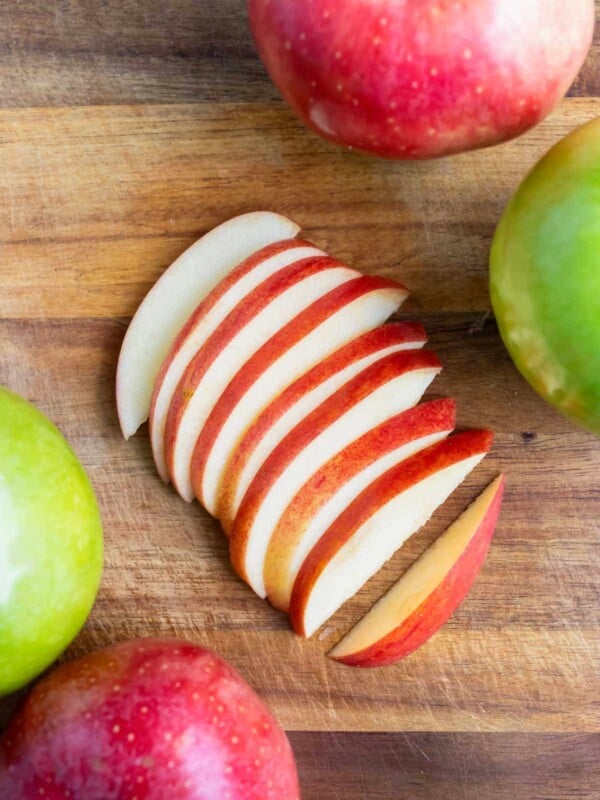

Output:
xmin=1 ymin=2 xmax=599 ymax=797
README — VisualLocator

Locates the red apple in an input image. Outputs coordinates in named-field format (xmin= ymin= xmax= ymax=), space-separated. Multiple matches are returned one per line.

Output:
xmin=0 ymin=638 xmax=300 ymax=800
xmin=249 ymin=0 xmax=594 ymax=159
xmin=164 ymin=255 xmax=359 ymax=501
xmin=190 ymin=274 xmax=408 ymax=514
xmin=289 ymin=430 xmax=493 ymax=637
xmin=229 ymin=348 xmax=442 ymax=598
xmin=264 ymin=398 xmax=456 ymax=613
xmin=217 ymin=321 xmax=427 ymax=532
xmin=329 ymin=474 xmax=505 ymax=667
xmin=150 ymin=238 xmax=323 ymax=482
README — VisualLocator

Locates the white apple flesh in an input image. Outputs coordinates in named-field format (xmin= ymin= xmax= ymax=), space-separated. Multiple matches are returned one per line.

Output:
xmin=192 ymin=276 xmax=409 ymax=514
xmin=165 ymin=258 xmax=361 ymax=501
xmin=264 ymin=398 xmax=456 ymax=612
xmin=290 ymin=430 xmax=493 ymax=638
xmin=116 ymin=211 xmax=299 ymax=439
xmin=329 ymin=474 xmax=505 ymax=666
xmin=229 ymin=349 xmax=443 ymax=598
xmin=217 ymin=322 xmax=427 ymax=532
xmin=149 ymin=240 xmax=323 ymax=481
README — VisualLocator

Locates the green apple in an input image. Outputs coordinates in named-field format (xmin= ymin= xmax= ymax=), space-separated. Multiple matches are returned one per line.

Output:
xmin=490 ymin=118 xmax=600 ymax=435
xmin=0 ymin=388 xmax=103 ymax=695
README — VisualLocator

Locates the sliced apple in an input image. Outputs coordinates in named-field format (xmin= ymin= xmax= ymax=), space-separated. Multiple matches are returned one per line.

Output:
xmin=329 ymin=474 xmax=505 ymax=667
xmin=217 ymin=321 xmax=427 ymax=532
xmin=229 ymin=349 xmax=443 ymax=598
xmin=165 ymin=256 xmax=364 ymax=501
xmin=149 ymin=239 xmax=324 ymax=481
xmin=116 ymin=211 xmax=300 ymax=439
xmin=264 ymin=398 xmax=457 ymax=613
xmin=289 ymin=430 xmax=494 ymax=638
xmin=191 ymin=275 xmax=410 ymax=514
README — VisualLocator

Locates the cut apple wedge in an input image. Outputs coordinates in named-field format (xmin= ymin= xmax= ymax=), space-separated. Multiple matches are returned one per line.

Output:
xmin=149 ymin=239 xmax=324 ymax=481
xmin=264 ymin=398 xmax=457 ymax=613
xmin=165 ymin=256 xmax=364 ymax=501
xmin=116 ymin=211 xmax=300 ymax=439
xmin=190 ymin=275 xmax=410 ymax=514
xmin=217 ymin=321 xmax=427 ymax=532
xmin=329 ymin=474 xmax=505 ymax=667
xmin=229 ymin=349 xmax=443 ymax=598
xmin=289 ymin=430 xmax=494 ymax=638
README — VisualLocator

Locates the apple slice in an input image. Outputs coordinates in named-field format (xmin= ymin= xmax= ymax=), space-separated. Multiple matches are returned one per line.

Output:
xmin=217 ymin=321 xmax=427 ymax=532
xmin=165 ymin=256 xmax=363 ymax=501
xmin=229 ymin=349 xmax=443 ymax=598
xmin=191 ymin=275 xmax=410 ymax=514
xmin=264 ymin=399 xmax=456 ymax=613
xmin=329 ymin=475 xmax=505 ymax=667
xmin=289 ymin=430 xmax=494 ymax=638
xmin=116 ymin=211 xmax=300 ymax=439
xmin=149 ymin=239 xmax=324 ymax=481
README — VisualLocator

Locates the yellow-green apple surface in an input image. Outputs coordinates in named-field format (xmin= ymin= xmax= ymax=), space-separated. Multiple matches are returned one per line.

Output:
xmin=249 ymin=0 xmax=594 ymax=159
xmin=490 ymin=118 xmax=600 ymax=435
xmin=0 ymin=388 xmax=103 ymax=695
xmin=329 ymin=474 xmax=505 ymax=667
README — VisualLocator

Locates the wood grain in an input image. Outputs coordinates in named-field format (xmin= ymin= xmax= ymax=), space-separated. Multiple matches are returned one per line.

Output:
xmin=1 ymin=1 xmax=599 ymax=796
xmin=1 ymin=316 xmax=598 ymax=735
xmin=0 ymin=0 xmax=598 ymax=108
xmin=2 ymin=101 xmax=600 ymax=320
xmin=290 ymin=732 xmax=600 ymax=800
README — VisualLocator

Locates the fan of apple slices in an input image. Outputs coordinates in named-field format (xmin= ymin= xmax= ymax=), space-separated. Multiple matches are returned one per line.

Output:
xmin=117 ymin=212 xmax=505 ymax=668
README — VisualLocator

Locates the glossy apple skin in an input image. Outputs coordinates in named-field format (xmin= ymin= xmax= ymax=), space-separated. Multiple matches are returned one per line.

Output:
xmin=249 ymin=0 xmax=594 ymax=159
xmin=490 ymin=118 xmax=600 ymax=435
xmin=0 ymin=638 xmax=300 ymax=800
xmin=0 ymin=388 xmax=103 ymax=696
xmin=331 ymin=476 xmax=505 ymax=667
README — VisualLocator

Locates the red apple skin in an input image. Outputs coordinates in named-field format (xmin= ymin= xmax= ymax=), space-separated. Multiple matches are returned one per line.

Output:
xmin=0 ymin=638 xmax=299 ymax=800
xmin=248 ymin=0 xmax=595 ymax=159
xmin=149 ymin=238 xmax=310 ymax=435
xmin=190 ymin=274 xmax=407 ymax=508
xmin=216 ymin=320 xmax=427 ymax=531
xmin=331 ymin=475 xmax=506 ymax=667
xmin=164 ymin=254 xmax=350 ymax=486
xmin=229 ymin=348 xmax=443 ymax=585
xmin=289 ymin=430 xmax=494 ymax=637
xmin=264 ymin=397 xmax=457 ymax=613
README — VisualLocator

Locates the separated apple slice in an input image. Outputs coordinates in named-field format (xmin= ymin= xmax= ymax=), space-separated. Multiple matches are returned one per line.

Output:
xmin=289 ymin=430 xmax=494 ymax=638
xmin=217 ymin=321 xmax=427 ymax=532
xmin=265 ymin=399 xmax=457 ymax=613
xmin=329 ymin=474 xmax=505 ymax=667
xmin=229 ymin=349 xmax=443 ymax=598
xmin=191 ymin=275 xmax=410 ymax=514
xmin=116 ymin=211 xmax=300 ymax=439
xmin=149 ymin=239 xmax=324 ymax=481
xmin=165 ymin=256 xmax=364 ymax=501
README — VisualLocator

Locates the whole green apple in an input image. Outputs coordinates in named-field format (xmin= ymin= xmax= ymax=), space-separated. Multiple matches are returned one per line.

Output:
xmin=490 ymin=118 xmax=600 ymax=435
xmin=0 ymin=388 xmax=103 ymax=695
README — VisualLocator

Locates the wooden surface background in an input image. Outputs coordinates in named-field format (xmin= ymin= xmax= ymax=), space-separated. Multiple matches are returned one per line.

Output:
xmin=1 ymin=2 xmax=599 ymax=797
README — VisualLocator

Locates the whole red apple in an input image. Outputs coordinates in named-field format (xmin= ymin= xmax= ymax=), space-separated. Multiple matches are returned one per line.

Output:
xmin=0 ymin=638 xmax=300 ymax=800
xmin=249 ymin=0 xmax=594 ymax=159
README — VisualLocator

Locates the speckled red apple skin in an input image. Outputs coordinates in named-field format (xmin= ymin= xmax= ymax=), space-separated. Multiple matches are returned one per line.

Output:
xmin=249 ymin=0 xmax=594 ymax=159
xmin=0 ymin=638 xmax=299 ymax=800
